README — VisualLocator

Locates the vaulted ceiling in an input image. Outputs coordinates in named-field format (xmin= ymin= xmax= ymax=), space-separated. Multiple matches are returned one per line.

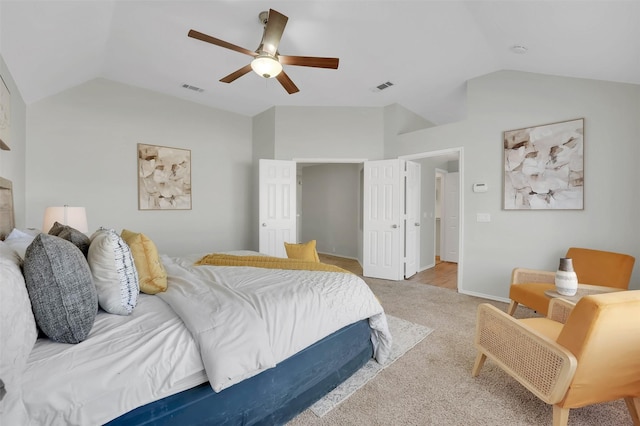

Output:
xmin=1 ymin=1 xmax=639 ymax=125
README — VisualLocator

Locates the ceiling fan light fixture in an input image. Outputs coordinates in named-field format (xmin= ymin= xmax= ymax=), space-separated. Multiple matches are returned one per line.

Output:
xmin=251 ymin=54 xmax=282 ymax=78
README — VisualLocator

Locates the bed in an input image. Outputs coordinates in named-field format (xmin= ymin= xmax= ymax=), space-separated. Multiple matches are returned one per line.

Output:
xmin=0 ymin=178 xmax=392 ymax=425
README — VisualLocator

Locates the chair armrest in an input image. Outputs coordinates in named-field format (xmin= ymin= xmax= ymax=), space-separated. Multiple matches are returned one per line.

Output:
xmin=511 ymin=267 xmax=556 ymax=285
xmin=474 ymin=303 xmax=577 ymax=404
xmin=547 ymin=298 xmax=575 ymax=324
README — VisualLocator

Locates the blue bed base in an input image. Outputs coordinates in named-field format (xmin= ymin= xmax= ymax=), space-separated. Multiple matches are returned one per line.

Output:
xmin=107 ymin=319 xmax=373 ymax=426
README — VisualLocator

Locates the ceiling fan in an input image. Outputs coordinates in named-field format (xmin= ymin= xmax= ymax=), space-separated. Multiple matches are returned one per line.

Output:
xmin=188 ymin=8 xmax=339 ymax=94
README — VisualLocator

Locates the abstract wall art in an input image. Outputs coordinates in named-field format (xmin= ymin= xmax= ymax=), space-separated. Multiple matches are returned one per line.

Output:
xmin=503 ymin=118 xmax=584 ymax=210
xmin=138 ymin=143 xmax=192 ymax=210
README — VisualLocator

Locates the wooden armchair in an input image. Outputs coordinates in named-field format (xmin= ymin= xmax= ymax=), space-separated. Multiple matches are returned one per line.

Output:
xmin=472 ymin=290 xmax=640 ymax=426
xmin=507 ymin=247 xmax=635 ymax=316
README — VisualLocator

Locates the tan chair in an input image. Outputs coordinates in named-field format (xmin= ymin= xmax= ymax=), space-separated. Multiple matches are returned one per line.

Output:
xmin=472 ymin=290 xmax=640 ymax=426
xmin=508 ymin=247 xmax=635 ymax=316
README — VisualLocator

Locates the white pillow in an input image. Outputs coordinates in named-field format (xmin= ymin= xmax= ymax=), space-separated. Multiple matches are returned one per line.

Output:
xmin=0 ymin=241 xmax=38 ymax=411
xmin=87 ymin=228 xmax=139 ymax=315
xmin=3 ymin=228 xmax=40 ymax=260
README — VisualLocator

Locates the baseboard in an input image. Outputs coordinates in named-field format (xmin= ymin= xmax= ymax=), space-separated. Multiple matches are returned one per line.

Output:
xmin=317 ymin=252 xmax=360 ymax=262
xmin=418 ymin=263 xmax=435 ymax=272
xmin=458 ymin=289 xmax=510 ymax=304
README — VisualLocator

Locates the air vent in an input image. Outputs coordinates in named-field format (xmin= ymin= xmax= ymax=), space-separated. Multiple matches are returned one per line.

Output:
xmin=182 ymin=83 xmax=204 ymax=93
xmin=371 ymin=81 xmax=394 ymax=92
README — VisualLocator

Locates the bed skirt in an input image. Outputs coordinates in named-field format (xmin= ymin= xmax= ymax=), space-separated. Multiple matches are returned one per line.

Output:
xmin=106 ymin=319 xmax=373 ymax=425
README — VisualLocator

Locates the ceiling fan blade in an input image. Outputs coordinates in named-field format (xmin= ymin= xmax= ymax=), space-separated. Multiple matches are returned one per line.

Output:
xmin=260 ymin=9 xmax=288 ymax=55
xmin=276 ymin=71 xmax=299 ymax=94
xmin=220 ymin=64 xmax=253 ymax=83
xmin=188 ymin=29 xmax=257 ymax=57
xmin=278 ymin=55 xmax=339 ymax=69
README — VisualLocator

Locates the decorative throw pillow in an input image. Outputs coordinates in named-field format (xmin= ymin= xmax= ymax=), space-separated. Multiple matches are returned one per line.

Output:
xmin=3 ymin=228 xmax=40 ymax=260
xmin=87 ymin=228 xmax=139 ymax=315
xmin=48 ymin=221 xmax=90 ymax=257
xmin=23 ymin=234 xmax=97 ymax=344
xmin=284 ymin=240 xmax=320 ymax=262
xmin=0 ymin=241 xmax=38 ymax=405
xmin=120 ymin=229 xmax=168 ymax=294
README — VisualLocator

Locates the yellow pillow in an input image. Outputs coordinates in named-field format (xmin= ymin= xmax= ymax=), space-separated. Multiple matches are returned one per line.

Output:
xmin=121 ymin=229 xmax=167 ymax=294
xmin=284 ymin=240 xmax=320 ymax=262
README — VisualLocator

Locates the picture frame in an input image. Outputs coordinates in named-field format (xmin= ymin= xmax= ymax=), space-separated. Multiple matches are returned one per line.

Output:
xmin=503 ymin=118 xmax=584 ymax=210
xmin=0 ymin=74 xmax=11 ymax=150
xmin=138 ymin=143 xmax=192 ymax=210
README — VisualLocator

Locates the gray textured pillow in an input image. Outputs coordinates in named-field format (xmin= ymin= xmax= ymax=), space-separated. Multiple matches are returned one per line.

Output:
xmin=48 ymin=221 xmax=90 ymax=257
xmin=23 ymin=234 xmax=98 ymax=343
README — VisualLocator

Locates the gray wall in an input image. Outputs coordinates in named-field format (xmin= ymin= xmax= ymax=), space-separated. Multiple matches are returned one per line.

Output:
xmin=300 ymin=164 xmax=360 ymax=259
xmin=272 ymin=106 xmax=385 ymax=161
xmin=8 ymin=67 xmax=639 ymax=301
xmin=387 ymin=70 xmax=640 ymax=298
xmin=25 ymin=78 xmax=253 ymax=256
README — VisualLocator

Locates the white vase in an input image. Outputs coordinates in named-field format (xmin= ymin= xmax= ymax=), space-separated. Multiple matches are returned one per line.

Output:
xmin=555 ymin=257 xmax=578 ymax=296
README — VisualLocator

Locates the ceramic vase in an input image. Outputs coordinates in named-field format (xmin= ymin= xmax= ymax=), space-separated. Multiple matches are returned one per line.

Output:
xmin=555 ymin=257 xmax=578 ymax=296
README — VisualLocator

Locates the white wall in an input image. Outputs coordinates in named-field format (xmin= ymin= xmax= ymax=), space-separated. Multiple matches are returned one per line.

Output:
xmin=0 ymin=54 xmax=27 ymax=227
xmin=387 ymin=71 xmax=640 ymax=298
xmin=300 ymin=163 xmax=360 ymax=259
xmin=26 ymin=78 xmax=253 ymax=256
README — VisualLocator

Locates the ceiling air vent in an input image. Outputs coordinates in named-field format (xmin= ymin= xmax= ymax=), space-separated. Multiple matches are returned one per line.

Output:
xmin=371 ymin=81 xmax=394 ymax=92
xmin=182 ymin=83 xmax=204 ymax=93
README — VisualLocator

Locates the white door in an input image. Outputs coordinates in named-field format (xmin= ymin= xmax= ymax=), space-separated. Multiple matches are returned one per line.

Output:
xmin=404 ymin=161 xmax=421 ymax=278
xmin=442 ymin=171 xmax=459 ymax=263
xmin=363 ymin=159 xmax=403 ymax=280
xmin=259 ymin=159 xmax=296 ymax=257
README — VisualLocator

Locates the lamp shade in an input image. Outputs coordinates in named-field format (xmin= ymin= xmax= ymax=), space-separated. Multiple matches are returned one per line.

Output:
xmin=250 ymin=55 xmax=282 ymax=79
xmin=43 ymin=206 xmax=88 ymax=233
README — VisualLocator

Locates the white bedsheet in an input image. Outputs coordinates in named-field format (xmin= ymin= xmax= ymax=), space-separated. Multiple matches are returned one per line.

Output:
xmin=159 ymin=254 xmax=392 ymax=392
xmin=10 ymin=295 xmax=206 ymax=426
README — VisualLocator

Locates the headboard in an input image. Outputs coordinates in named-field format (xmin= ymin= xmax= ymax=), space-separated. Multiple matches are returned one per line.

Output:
xmin=0 ymin=177 xmax=15 ymax=240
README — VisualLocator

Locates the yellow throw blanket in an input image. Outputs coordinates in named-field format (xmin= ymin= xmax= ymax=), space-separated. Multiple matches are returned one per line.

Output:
xmin=195 ymin=253 xmax=351 ymax=274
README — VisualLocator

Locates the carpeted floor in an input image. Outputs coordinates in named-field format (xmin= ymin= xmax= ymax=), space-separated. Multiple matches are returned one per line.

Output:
xmin=287 ymin=277 xmax=633 ymax=426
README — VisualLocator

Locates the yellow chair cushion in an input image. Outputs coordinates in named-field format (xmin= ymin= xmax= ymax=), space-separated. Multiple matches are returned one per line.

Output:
xmin=284 ymin=240 xmax=320 ymax=262
xmin=121 ymin=229 xmax=167 ymax=294
xmin=509 ymin=282 xmax=556 ymax=316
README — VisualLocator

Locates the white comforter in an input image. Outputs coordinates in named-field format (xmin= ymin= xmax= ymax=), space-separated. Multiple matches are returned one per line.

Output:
xmin=159 ymin=254 xmax=392 ymax=392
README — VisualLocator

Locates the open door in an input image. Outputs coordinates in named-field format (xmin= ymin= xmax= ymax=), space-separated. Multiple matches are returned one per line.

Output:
xmin=404 ymin=161 xmax=421 ymax=278
xmin=363 ymin=159 xmax=404 ymax=280
xmin=259 ymin=159 xmax=296 ymax=257
xmin=442 ymin=171 xmax=459 ymax=263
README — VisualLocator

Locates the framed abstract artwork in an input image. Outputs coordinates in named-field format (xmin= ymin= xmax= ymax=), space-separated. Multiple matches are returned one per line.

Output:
xmin=138 ymin=143 xmax=192 ymax=210
xmin=503 ymin=118 xmax=584 ymax=210
xmin=0 ymin=74 xmax=10 ymax=150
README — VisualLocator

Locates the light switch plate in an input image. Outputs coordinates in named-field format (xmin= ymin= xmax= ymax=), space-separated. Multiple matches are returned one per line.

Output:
xmin=476 ymin=213 xmax=491 ymax=222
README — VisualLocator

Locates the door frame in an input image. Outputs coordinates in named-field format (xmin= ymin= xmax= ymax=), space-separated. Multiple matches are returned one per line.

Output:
xmin=398 ymin=147 xmax=464 ymax=292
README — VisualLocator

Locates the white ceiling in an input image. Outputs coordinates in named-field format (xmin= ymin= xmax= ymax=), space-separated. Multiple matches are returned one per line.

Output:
xmin=1 ymin=1 xmax=639 ymax=125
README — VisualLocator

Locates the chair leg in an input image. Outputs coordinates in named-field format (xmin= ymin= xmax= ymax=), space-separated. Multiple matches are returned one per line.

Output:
xmin=625 ymin=397 xmax=640 ymax=425
xmin=552 ymin=405 xmax=570 ymax=426
xmin=471 ymin=352 xmax=486 ymax=377
xmin=507 ymin=300 xmax=518 ymax=316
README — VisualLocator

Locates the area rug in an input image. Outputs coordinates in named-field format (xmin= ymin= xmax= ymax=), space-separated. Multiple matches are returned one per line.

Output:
xmin=309 ymin=314 xmax=434 ymax=417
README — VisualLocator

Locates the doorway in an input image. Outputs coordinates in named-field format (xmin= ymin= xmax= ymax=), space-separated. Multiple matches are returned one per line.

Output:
xmin=399 ymin=148 xmax=463 ymax=291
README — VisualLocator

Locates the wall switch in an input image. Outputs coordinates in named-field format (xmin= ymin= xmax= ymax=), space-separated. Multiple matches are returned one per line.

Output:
xmin=476 ymin=213 xmax=491 ymax=222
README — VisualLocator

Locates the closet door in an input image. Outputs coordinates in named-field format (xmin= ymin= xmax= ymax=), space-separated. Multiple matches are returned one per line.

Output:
xmin=363 ymin=159 xmax=403 ymax=280
xmin=259 ymin=159 xmax=296 ymax=257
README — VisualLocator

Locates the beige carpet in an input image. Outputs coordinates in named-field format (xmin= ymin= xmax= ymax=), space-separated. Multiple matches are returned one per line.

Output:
xmin=288 ymin=277 xmax=633 ymax=426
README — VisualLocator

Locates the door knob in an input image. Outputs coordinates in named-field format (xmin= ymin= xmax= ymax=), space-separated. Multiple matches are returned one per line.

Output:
xmin=392 ymin=224 xmax=398 ymax=228
xmin=262 ymin=223 xmax=267 ymax=227
xmin=415 ymin=222 xmax=420 ymax=227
